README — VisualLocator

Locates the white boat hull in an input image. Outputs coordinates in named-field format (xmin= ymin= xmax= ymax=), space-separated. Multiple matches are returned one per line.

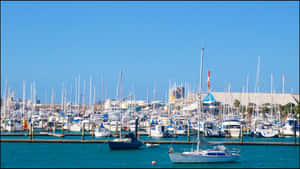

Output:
xmin=150 ymin=132 xmax=164 ymax=138
xmin=261 ymin=130 xmax=278 ymax=138
xmin=94 ymin=129 xmax=110 ymax=137
xmin=281 ymin=128 xmax=299 ymax=136
xmin=169 ymin=152 xmax=239 ymax=163
xmin=95 ymin=131 xmax=110 ymax=137
xmin=229 ymin=129 xmax=240 ymax=138
xmin=176 ymin=129 xmax=185 ymax=135
xmin=70 ymin=125 xmax=81 ymax=132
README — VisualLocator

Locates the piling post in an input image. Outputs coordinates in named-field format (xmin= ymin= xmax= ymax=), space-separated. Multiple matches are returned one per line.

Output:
xmin=115 ymin=121 xmax=118 ymax=137
xmin=32 ymin=123 xmax=34 ymax=140
xmin=149 ymin=121 xmax=151 ymax=138
xmin=174 ymin=121 xmax=177 ymax=137
xmin=187 ymin=123 xmax=190 ymax=142
xmin=240 ymin=126 xmax=243 ymax=143
xmin=92 ymin=122 xmax=95 ymax=138
xmin=294 ymin=119 xmax=296 ymax=144
xmin=61 ymin=125 xmax=64 ymax=136
xmin=82 ymin=123 xmax=85 ymax=141
xmin=109 ymin=121 xmax=111 ymax=133
xmin=29 ymin=123 xmax=32 ymax=141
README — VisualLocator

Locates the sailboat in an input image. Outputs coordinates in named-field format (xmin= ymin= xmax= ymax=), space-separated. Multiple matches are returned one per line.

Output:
xmin=168 ymin=48 xmax=240 ymax=163
xmin=108 ymin=70 xmax=143 ymax=150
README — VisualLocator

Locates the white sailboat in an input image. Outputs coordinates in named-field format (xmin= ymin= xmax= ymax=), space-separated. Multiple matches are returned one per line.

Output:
xmin=168 ymin=48 xmax=240 ymax=163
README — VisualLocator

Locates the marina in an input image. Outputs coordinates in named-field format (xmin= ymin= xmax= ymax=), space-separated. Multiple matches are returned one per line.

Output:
xmin=1 ymin=138 xmax=300 ymax=146
xmin=1 ymin=48 xmax=299 ymax=167
xmin=1 ymin=46 xmax=299 ymax=167
xmin=1 ymin=1 xmax=299 ymax=168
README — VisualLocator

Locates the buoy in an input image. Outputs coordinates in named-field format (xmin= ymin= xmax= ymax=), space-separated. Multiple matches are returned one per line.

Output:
xmin=169 ymin=147 xmax=174 ymax=152
xmin=152 ymin=161 xmax=156 ymax=165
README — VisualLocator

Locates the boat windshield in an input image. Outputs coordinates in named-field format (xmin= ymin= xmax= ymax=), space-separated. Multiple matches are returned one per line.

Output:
xmin=224 ymin=125 xmax=240 ymax=129
xmin=287 ymin=120 xmax=295 ymax=126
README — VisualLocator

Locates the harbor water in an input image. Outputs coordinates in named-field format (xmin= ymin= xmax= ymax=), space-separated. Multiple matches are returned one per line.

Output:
xmin=1 ymin=134 xmax=299 ymax=168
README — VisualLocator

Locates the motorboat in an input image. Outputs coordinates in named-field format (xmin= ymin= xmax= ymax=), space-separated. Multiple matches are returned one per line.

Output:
xmin=251 ymin=122 xmax=278 ymax=138
xmin=149 ymin=124 xmax=164 ymax=138
xmin=176 ymin=125 xmax=186 ymax=135
xmin=69 ymin=119 xmax=81 ymax=132
xmin=5 ymin=119 xmax=24 ymax=132
xmin=280 ymin=118 xmax=299 ymax=137
xmin=204 ymin=121 xmax=223 ymax=137
xmin=146 ymin=143 xmax=160 ymax=148
xmin=221 ymin=120 xmax=241 ymax=138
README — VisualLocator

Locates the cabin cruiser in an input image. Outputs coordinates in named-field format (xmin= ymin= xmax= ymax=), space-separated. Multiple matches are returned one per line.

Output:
xmin=221 ymin=120 xmax=241 ymax=138
xmin=280 ymin=118 xmax=299 ymax=137
xmin=191 ymin=121 xmax=204 ymax=134
xmin=5 ymin=119 xmax=24 ymax=132
xmin=69 ymin=119 xmax=81 ymax=132
xmin=149 ymin=124 xmax=164 ymax=138
xmin=204 ymin=121 xmax=224 ymax=137
xmin=251 ymin=122 xmax=279 ymax=138
xmin=176 ymin=125 xmax=186 ymax=135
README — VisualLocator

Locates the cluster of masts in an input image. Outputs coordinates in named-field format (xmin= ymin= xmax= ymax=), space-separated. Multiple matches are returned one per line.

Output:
xmin=1 ymin=49 xmax=298 ymax=139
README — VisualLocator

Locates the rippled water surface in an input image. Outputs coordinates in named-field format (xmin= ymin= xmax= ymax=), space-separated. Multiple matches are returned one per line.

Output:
xmin=1 ymin=133 xmax=299 ymax=168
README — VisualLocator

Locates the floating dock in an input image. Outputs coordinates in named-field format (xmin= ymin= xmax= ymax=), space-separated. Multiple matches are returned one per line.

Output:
xmin=0 ymin=132 xmax=189 ymax=137
xmin=1 ymin=139 xmax=299 ymax=146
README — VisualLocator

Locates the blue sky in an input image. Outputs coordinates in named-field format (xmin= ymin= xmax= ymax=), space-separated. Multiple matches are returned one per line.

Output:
xmin=1 ymin=1 xmax=299 ymax=103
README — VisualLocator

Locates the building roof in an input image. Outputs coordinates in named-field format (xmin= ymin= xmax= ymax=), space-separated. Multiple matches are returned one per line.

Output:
xmin=203 ymin=92 xmax=216 ymax=103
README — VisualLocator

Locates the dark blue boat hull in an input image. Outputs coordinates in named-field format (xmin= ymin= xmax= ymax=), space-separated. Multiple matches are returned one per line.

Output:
xmin=108 ymin=141 xmax=143 ymax=150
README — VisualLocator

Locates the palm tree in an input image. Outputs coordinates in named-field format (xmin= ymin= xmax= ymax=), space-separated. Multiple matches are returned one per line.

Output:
xmin=233 ymin=99 xmax=240 ymax=108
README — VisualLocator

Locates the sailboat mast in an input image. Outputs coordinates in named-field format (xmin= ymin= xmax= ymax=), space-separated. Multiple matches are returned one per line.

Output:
xmin=61 ymin=83 xmax=65 ymax=112
xmin=246 ymin=75 xmax=249 ymax=116
xmin=119 ymin=70 xmax=123 ymax=139
xmin=101 ymin=75 xmax=104 ymax=112
xmin=22 ymin=80 xmax=26 ymax=117
xmin=197 ymin=48 xmax=204 ymax=152
xmin=93 ymin=86 xmax=96 ymax=112
xmin=51 ymin=88 xmax=54 ymax=113
xmin=270 ymin=73 xmax=273 ymax=118
xmin=89 ymin=76 xmax=92 ymax=109
xmin=282 ymin=73 xmax=285 ymax=94
xmin=255 ymin=56 xmax=260 ymax=118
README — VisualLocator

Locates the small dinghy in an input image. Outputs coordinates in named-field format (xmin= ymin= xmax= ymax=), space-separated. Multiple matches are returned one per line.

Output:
xmin=146 ymin=143 xmax=160 ymax=148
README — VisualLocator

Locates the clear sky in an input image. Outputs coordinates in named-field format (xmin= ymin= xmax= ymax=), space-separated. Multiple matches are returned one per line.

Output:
xmin=1 ymin=1 xmax=299 ymax=103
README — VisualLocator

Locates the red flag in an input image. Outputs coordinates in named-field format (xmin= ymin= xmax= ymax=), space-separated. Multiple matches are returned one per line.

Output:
xmin=24 ymin=120 xmax=28 ymax=130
